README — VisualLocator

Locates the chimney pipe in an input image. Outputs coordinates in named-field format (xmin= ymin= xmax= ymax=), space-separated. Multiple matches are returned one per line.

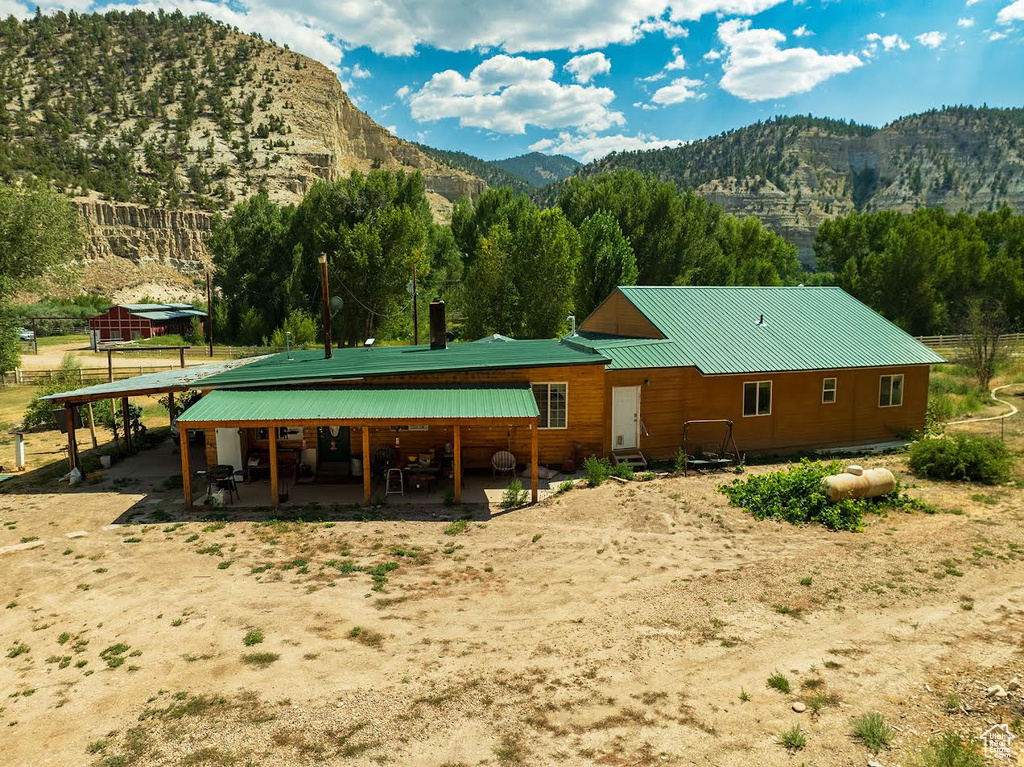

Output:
xmin=319 ymin=254 xmax=332 ymax=359
xmin=429 ymin=297 xmax=446 ymax=350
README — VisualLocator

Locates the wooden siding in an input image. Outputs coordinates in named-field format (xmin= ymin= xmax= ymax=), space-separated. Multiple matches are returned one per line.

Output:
xmin=579 ymin=290 xmax=663 ymax=338
xmin=608 ymin=365 xmax=931 ymax=460
xmin=344 ymin=364 xmax=606 ymax=467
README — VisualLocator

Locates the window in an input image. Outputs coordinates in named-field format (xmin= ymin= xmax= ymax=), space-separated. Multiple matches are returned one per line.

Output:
xmin=879 ymin=374 xmax=904 ymax=407
xmin=743 ymin=381 xmax=772 ymax=417
xmin=532 ymin=383 xmax=568 ymax=429
xmin=822 ymin=377 xmax=837 ymax=404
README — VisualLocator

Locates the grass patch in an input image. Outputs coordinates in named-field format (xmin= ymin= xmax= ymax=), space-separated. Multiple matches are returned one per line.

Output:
xmin=908 ymin=731 xmax=984 ymax=767
xmin=443 ymin=519 xmax=469 ymax=536
xmin=347 ymin=626 xmax=384 ymax=648
xmin=766 ymin=671 xmax=791 ymax=694
xmin=6 ymin=642 xmax=29 ymax=658
xmin=240 ymin=652 xmax=279 ymax=668
xmin=779 ymin=724 xmax=806 ymax=751
xmin=242 ymin=629 xmax=264 ymax=646
xmin=852 ymin=712 xmax=895 ymax=753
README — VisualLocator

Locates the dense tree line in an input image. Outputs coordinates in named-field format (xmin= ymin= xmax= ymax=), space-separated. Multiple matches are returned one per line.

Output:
xmin=209 ymin=169 xmax=801 ymax=345
xmin=814 ymin=207 xmax=1024 ymax=335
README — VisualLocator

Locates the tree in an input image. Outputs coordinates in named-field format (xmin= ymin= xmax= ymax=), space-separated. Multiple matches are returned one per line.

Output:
xmin=0 ymin=181 xmax=81 ymax=375
xmin=575 ymin=212 xmax=638 ymax=319
xmin=958 ymin=299 xmax=1009 ymax=391
xmin=269 ymin=309 xmax=317 ymax=347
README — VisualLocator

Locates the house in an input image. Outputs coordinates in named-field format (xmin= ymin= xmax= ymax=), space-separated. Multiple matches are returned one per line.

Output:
xmin=88 ymin=303 xmax=207 ymax=347
xmin=566 ymin=286 xmax=944 ymax=458
xmin=47 ymin=286 xmax=943 ymax=509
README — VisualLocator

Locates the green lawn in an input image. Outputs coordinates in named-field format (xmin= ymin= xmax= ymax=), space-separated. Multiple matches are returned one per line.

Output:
xmin=35 ymin=334 xmax=89 ymax=347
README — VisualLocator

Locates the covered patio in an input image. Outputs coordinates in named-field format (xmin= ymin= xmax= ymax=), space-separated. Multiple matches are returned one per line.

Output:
xmin=175 ymin=385 xmax=542 ymax=509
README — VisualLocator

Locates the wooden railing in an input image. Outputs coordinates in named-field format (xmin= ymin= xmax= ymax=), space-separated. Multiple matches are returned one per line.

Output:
xmin=916 ymin=333 xmax=1024 ymax=351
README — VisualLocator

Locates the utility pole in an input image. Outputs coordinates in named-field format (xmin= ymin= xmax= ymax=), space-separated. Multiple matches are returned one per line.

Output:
xmin=206 ymin=271 xmax=214 ymax=358
xmin=318 ymin=254 xmax=332 ymax=359
xmin=412 ymin=264 xmax=419 ymax=346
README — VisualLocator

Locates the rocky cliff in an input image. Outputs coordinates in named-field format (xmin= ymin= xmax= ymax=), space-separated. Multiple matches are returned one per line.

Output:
xmin=0 ymin=11 xmax=484 ymax=299
xmin=581 ymin=108 xmax=1024 ymax=265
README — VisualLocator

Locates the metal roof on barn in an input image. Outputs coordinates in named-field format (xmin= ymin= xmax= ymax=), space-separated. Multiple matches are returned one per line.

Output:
xmin=575 ymin=286 xmax=945 ymax=375
xmin=177 ymin=386 xmax=540 ymax=424
xmin=114 ymin=304 xmax=208 ymax=322
xmin=194 ymin=339 xmax=609 ymax=389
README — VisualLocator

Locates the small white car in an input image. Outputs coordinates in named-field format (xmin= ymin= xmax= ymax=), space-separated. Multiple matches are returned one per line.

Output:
xmin=18 ymin=328 xmax=35 ymax=342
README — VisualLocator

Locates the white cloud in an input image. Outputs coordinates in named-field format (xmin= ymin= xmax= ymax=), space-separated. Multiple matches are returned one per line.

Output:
xmin=651 ymin=76 xmax=705 ymax=104
xmin=529 ymin=131 xmax=684 ymax=162
xmin=564 ymin=52 xmax=611 ymax=83
xmin=997 ymin=0 xmax=1024 ymax=23
xmin=915 ymin=31 xmax=947 ymax=48
xmin=0 ymin=0 xmax=30 ymax=17
xmin=638 ymin=71 xmax=668 ymax=82
xmin=717 ymin=19 xmax=862 ymax=101
xmin=395 ymin=85 xmax=412 ymax=100
xmin=408 ymin=54 xmax=624 ymax=134
xmin=966 ymin=0 xmax=983 ymax=6
xmin=664 ymin=53 xmax=688 ymax=70
xmin=669 ymin=0 xmax=788 ymax=21
xmin=792 ymin=25 xmax=813 ymax=37
xmin=703 ymin=48 xmax=723 ymax=60
xmin=863 ymin=32 xmax=910 ymax=57
xmin=957 ymin=16 xmax=976 ymax=27
xmin=989 ymin=30 xmax=1009 ymax=39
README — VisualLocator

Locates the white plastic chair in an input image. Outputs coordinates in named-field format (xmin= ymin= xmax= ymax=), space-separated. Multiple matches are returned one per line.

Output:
xmin=385 ymin=468 xmax=404 ymax=496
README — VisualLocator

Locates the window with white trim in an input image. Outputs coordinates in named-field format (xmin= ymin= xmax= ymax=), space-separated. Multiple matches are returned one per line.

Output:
xmin=822 ymin=377 xmax=837 ymax=404
xmin=879 ymin=374 xmax=904 ymax=407
xmin=743 ymin=381 xmax=772 ymax=417
xmin=532 ymin=383 xmax=567 ymax=429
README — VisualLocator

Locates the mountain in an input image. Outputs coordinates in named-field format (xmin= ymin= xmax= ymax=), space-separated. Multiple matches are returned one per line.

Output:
xmin=493 ymin=152 xmax=581 ymax=188
xmin=571 ymin=108 xmax=1024 ymax=265
xmin=412 ymin=143 xmax=532 ymax=194
xmin=0 ymin=10 xmax=484 ymax=298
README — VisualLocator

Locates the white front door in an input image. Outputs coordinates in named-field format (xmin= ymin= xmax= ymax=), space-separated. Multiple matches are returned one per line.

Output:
xmin=611 ymin=386 xmax=640 ymax=451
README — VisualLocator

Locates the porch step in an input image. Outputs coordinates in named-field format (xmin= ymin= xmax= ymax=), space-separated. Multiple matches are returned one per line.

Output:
xmin=612 ymin=452 xmax=647 ymax=470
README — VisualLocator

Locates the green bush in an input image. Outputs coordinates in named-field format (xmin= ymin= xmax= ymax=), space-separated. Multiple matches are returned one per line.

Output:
xmin=23 ymin=354 xmax=84 ymax=429
xmin=500 ymin=478 xmax=528 ymax=510
xmin=610 ymin=461 xmax=634 ymax=480
xmin=908 ymin=434 xmax=1013 ymax=484
xmin=720 ymin=459 xmax=930 ymax=532
xmin=583 ymin=455 xmax=612 ymax=487
xmin=908 ymin=731 xmax=984 ymax=767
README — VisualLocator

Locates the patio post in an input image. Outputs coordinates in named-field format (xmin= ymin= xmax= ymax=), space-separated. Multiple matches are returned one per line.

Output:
xmin=453 ymin=423 xmax=461 ymax=504
xmin=168 ymin=391 xmax=175 ymax=427
xmin=269 ymin=425 xmax=279 ymax=508
xmin=531 ymin=421 xmax=538 ymax=503
xmin=362 ymin=426 xmax=371 ymax=505
xmin=121 ymin=397 xmax=132 ymax=452
xmin=65 ymin=404 xmax=77 ymax=472
xmin=180 ymin=430 xmax=192 ymax=510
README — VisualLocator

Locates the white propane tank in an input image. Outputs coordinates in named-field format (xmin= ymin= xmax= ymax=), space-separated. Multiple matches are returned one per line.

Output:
xmin=14 ymin=432 xmax=25 ymax=470
xmin=820 ymin=465 xmax=895 ymax=502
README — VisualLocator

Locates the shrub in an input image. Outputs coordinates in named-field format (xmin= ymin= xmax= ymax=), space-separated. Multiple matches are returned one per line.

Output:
xmin=610 ymin=461 xmax=634 ymax=480
xmin=909 ymin=434 xmax=1013 ymax=484
xmin=779 ymin=724 xmax=806 ymax=751
xmin=721 ymin=459 xmax=930 ymax=532
xmin=23 ymin=354 xmax=84 ymax=428
xmin=766 ymin=671 xmax=791 ymax=694
xmin=500 ymin=478 xmax=529 ymax=510
xmin=242 ymin=629 xmax=264 ymax=646
xmin=672 ymin=448 xmax=687 ymax=474
xmin=583 ymin=455 xmax=612 ymax=487
xmin=851 ymin=712 xmax=895 ymax=753
xmin=908 ymin=731 xmax=984 ymax=767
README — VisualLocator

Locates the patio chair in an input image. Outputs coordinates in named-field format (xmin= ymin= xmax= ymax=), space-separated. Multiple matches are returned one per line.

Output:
xmin=371 ymin=445 xmax=398 ymax=489
xmin=491 ymin=450 xmax=516 ymax=479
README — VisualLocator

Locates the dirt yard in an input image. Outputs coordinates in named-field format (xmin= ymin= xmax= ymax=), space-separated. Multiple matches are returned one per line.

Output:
xmin=1 ymin=402 xmax=1023 ymax=767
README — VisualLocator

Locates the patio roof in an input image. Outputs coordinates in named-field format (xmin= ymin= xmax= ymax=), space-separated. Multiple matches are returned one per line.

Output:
xmin=42 ymin=357 xmax=266 ymax=404
xmin=176 ymin=385 xmax=541 ymax=426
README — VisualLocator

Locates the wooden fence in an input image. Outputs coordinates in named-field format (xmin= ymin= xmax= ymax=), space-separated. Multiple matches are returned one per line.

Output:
xmin=0 ymin=365 xmax=183 ymax=388
xmin=916 ymin=333 xmax=1024 ymax=350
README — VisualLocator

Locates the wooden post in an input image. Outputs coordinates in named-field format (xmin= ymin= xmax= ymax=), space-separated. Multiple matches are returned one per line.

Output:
xmin=107 ymin=350 xmax=113 ymax=382
xmin=168 ymin=391 xmax=176 ymax=425
xmin=180 ymin=429 xmax=192 ymax=510
xmin=362 ymin=426 xmax=371 ymax=505
xmin=121 ymin=397 xmax=132 ymax=452
xmin=206 ymin=271 xmax=214 ymax=358
xmin=86 ymin=402 xmax=99 ymax=450
xmin=453 ymin=423 xmax=462 ymax=504
xmin=65 ymin=405 xmax=77 ymax=472
xmin=269 ymin=426 xmax=279 ymax=508
xmin=319 ymin=255 xmax=332 ymax=359
xmin=179 ymin=347 xmax=186 ymax=368
xmin=531 ymin=422 xmax=539 ymax=503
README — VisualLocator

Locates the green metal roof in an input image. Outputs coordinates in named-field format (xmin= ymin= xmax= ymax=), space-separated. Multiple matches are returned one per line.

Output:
xmin=41 ymin=358 xmax=266 ymax=404
xmin=563 ymin=336 xmax=692 ymax=370
xmin=177 ymin=386 xmax=540 ymax=423
xmin=132 ymin=309 xmax=207 ymax=322
xmin=592 ymin=286 xmax=945 ymax=375
xmin=195 ymin=339 xmax=608 ymax=389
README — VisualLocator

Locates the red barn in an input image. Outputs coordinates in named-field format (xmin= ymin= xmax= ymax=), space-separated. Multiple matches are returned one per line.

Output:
xmin=88 ymin=304 xmax=207 ymax=347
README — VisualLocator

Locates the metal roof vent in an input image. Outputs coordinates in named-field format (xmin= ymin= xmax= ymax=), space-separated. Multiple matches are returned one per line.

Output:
xmin=756 ymin=314 xmax=765 ymax=326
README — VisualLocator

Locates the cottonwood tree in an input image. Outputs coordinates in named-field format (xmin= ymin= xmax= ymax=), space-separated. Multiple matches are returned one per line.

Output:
xmin=958 ymin=299 xmax=1009 ymax=391
xmin=575 ymin=212 xmax=638 ymax=319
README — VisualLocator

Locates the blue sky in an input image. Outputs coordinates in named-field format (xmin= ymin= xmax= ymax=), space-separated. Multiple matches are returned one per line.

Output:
xmin=6 ymin=0 xmax=1024 ymax=161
